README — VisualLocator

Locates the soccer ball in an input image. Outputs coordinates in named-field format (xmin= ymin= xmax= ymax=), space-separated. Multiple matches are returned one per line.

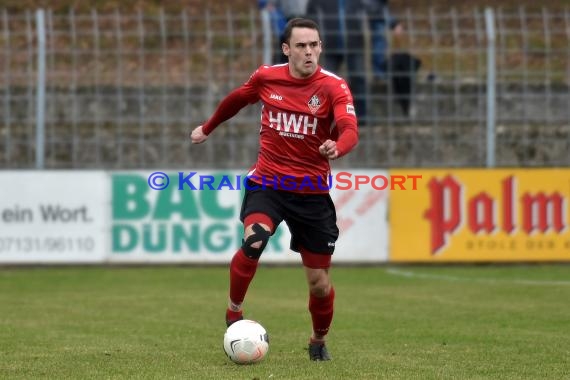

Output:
xmin=223 ymin=319 xmax=269 ymax=364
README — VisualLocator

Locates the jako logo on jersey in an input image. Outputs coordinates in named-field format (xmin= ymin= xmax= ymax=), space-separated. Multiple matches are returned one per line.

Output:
xmin=346 ymin=104 xmax=355 ymax=115
xmin=308 ymin=95 xmax=321 ymax=114
xmin=270 ymin=93 xmax=283 ymax=101
xmin=268 ymin=111 xmax=318 ymax=135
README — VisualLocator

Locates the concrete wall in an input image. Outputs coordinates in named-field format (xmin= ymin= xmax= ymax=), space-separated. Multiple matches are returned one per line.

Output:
xmin=1 ymin=83 xmax=568 ymax=126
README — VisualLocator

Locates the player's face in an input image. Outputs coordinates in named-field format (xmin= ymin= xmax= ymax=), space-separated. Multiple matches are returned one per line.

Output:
xmin=282 ymin=27 xmax=322 ymax=79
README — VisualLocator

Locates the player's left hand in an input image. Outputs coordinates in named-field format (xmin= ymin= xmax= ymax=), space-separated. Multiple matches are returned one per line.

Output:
xmin=190 ymin=125 xmax=208 ymax=144
xmin=319 ymin=139 xmax=339 ymax=160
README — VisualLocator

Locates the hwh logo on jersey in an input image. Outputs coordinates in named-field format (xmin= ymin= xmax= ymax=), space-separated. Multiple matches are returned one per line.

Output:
xmin=268 ymin=111 xmax=318 ymax=135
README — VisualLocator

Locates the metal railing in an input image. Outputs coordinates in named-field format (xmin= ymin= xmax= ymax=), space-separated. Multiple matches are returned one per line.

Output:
xmin=0 ymin=6 xmax=568 ymax=169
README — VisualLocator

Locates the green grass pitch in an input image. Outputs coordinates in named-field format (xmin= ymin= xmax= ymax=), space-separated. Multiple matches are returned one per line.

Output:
xmin=1 ymin=264 xmax=569 ymax=379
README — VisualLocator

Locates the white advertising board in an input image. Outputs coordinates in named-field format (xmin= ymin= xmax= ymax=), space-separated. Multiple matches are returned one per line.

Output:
xmin=0 ymin=170 xmax=389 ymax=264
xmin=332 ymin=170 xmax=389 ymax=262
xmin=0 ymin=171 xmax=107 ymax=264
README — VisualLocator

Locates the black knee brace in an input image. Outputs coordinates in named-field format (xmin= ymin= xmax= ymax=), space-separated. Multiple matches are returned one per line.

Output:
xmin=242 ymin=223 xmax=270 ymax=259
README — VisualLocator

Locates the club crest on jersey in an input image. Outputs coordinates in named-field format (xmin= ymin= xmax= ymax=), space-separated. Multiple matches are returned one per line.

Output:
xmin=307 ymin=95 xmax=321 ymax=114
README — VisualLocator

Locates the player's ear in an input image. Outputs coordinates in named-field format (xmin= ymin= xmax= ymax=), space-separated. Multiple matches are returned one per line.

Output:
xmin=282 ymin=43 xmax=290 ymax=56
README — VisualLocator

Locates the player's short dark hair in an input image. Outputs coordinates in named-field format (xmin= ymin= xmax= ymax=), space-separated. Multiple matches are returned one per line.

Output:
xmin=282 ymin=18 xmax=321 ymax=45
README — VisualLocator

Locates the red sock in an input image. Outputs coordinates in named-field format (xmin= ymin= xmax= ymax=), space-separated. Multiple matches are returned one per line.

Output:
xmin=229 ymin=248 xmax=259 ymax=306
xmin=309 ymin=286 xmax=335 ymax=339
xmin=226 ymin=308 xmax=243 ymax=322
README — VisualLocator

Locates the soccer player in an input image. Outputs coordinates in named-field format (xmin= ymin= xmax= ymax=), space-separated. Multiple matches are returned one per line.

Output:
xmin=190 ymin=17 xmax=358 ymax=361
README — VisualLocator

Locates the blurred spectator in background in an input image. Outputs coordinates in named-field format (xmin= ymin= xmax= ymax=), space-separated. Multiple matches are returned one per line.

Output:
xmin=275 ymin=0 xmax=309 ymax=20
xmin=363 ymin=0 xmax=403 ymax=80
xmin=389 ymin=52 xmax=421 ymax=117
xmin=258 ymin=0 xmax=309 ymax=64
xmin=306 ymin=0 xmax=368 ymax=126
xmin=258 ymin=0 xmax=287 ymax=63
xmin=364 ymin=0 xmax=421 ymax=117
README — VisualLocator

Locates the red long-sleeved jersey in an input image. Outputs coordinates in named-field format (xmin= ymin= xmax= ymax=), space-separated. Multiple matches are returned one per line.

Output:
xmin=202 ymin=64 xmax=358 ymax=193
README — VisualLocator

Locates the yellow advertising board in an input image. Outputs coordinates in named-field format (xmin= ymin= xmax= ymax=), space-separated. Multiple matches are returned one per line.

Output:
xmin=389 ymin=169 xmax=570 ymax=262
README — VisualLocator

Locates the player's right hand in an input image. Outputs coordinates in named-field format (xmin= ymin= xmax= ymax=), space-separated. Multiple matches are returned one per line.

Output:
xmin=319 ymin=139 xmax=339 ymax=160
xmin=190 ymin=125 xmax=208 ymax=144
